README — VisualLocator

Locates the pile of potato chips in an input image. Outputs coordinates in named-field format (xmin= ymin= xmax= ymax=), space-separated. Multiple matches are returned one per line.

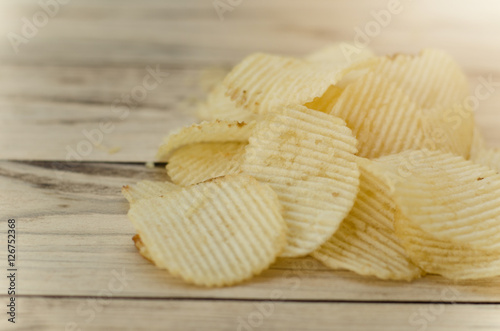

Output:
xmin=123 ymin=44 xmax=500 ymax=287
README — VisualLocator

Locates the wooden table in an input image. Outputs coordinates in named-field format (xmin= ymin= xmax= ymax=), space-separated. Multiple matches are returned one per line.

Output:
xmin=1 ymin=0 xmax=500 ymax=330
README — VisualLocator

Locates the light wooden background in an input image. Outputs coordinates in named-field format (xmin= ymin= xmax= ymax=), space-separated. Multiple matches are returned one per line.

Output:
xmin=1 ymin=0 xmax=500 ymax=330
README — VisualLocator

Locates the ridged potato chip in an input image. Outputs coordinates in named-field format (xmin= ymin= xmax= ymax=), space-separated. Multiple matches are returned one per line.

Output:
xmin=321 ymin=71 xmax=472 ymax=158
xmin=223 ymin=53 xmax=379 ymax=115
xmin=242 ymin=105 xmax=360 ymax=257
xmin=373 ymin=49 xmax=470 ymax=110
xmin=312 ymin=158 xmax=423 ymax=281
xmin=127 ymin=175 xmax=287 ymax=287
xmin=122 ymin=180 xmax=178 ymax=203
xmin=374 ymin=150 xmax=500 ymax=280
xmin=167 ymin=142 xmax=247 ymax=186
xmin=156 ymin=120 xmax=256 ymax=161
xmin=327 ymin=72 xmax=425 ymax=158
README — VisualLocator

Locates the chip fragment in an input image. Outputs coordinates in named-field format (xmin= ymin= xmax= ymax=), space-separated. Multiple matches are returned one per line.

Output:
xmin=312 ymin=158 xmax=423 ymax=281
xmin=242 ymin=105 xmax=360 ymax=257
xmin=373 ymin=150 xmax=500 ymax=279
xmin=127 ymin=175 xmax=287 ymax=287
xmin=132 ymin=234 xmax=154 ymax=263
xmin=197 ymin=82 xmax=258 ymax=122
xmin=122 ymin=180 xmax=178 ymax=203
xmin=167 ymin=142 xmax=247 ymax=186
xmin=156 ymin=119 xmax=256 ymax=161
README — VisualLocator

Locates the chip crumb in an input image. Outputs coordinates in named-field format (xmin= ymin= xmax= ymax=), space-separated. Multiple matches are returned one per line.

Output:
xmin=145 ymin=161 xmax=155 ymax=169
xmin=108 ymin=146 xmax=121 ymax=155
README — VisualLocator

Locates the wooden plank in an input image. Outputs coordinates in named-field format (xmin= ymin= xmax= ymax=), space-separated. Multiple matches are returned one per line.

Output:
xmin=0 ymin=66 xmax=499 ymax=162
xmin=6 ymin=297 xmax=500 ymax=331
xmin=2 ymin=161 xmax=500 ymax=303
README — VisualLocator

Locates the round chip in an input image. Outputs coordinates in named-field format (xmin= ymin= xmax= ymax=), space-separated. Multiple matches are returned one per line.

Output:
xmin=372 ymin=49 xmax=470 ymax=110
xmin=156 ymin=119 xmax=256 ymax=161
xmin=122 ymin=180 xmax=178 ymax=204
xmin=242 ymin=105 xmax=360 ymax=257
xmin=374 ymin=150 xmax=500 ymax=280
xmin=167 ymin=142 xmax=247 ymax=186
xmin=323 ymin=71 xmax=473 ymax=159
xmin=312 ymin=158 xmax=423 ymax=281
xmin=127 ymin=174 xmax=287 ymax=287
xmin=327 ymin=71 xmax=425 ymax=158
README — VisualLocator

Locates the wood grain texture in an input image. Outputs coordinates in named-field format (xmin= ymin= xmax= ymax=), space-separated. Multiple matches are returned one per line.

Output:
xmin=6 ymin=297 xmax=500 ymax=331
xmin=1 ymin=0 xmax=500 ymax=330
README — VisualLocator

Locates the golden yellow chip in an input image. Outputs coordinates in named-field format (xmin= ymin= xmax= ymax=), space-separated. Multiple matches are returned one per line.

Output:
xmin=127 ymin=174 xmax=287 ymax=287
xmin=167 ymin=142 xmax=247 ymax=186
xmin=312 ymin=158 xmax=423 ymax=281
xmin=374 ymin=150 xmax=500 ymax=280
xmin=242 ymin=105 xmax=360 ymax=257
xmin=197 ymin=82 xmax=258 ymax=122
xmin=122 ymin=180 xmax=178 ymax=203
xmin=156 ymin=119 xmax=256 ymax=161
xmin=223 ymin=52 xmax=379 ymax=115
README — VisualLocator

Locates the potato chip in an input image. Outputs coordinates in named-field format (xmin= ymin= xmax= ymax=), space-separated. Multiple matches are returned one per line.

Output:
xmin=156 ymin=119 xmax=256 ymax=161
xmin=312 ymin=158 xmax=423 ymax=281
xmin=419 ymin=104 xmax=474 ymax=158
xmin=127 ymin=174 xmax=287 ymax=287
xmin=197 ymin=82 xmax=258 ymax=122
xmin=373 ymin=150 xmax=500 ymax=279
xmin=167 ymin=142 xmax=247 ymax=186
xmin=470 ymin=127 xmax=500 ymax=172
xmin=223 ymin=53 xmax=379 ymax=115
xmin=132 ymin=234 xmax=154 ymax=263
xmin=319 ymin=71 xmax=473 ymax=158
xmin=122 ymin=180 xmax=178 ymax=203
xmin=326 ymin=71 xmax=425 ymax=158
xmin=373 ymin=49 xmax=470 ymax=110
xmin=242 ymin=105 xmax=360 ymax=257
xmin=470 ymin=126 xmax=487 ymax=160
xmin=471 ymin=147 xmax=500 ymax=173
